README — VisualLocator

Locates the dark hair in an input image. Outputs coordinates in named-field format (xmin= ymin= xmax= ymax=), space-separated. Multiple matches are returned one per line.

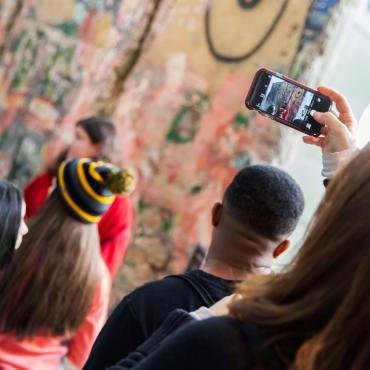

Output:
xmin=224 ymin=165 xmax=304 ymax=240
xmin=48 ymin=117 xmax=121 ymax=175
xmin=230 ymin=148 xmax=370 ymax=369
xmin=77 ymin=117 xmax=121 ymax=165
xmin=0 ymin=181 xmax=22 ymax=270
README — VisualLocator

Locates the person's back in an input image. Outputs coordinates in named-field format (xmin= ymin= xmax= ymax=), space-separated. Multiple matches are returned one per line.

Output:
xmin=84 ymin=269 xmax=234 ymax=370
xmin=111 ymin=147 xmax=370 ymax=370
xmin=0 ymin=192 xmax=110 ymax=370
xmin=106 ymin=86 xmax=370 ymax=370
xmin=84 ymin=165 xmax=304 ymax=369
xmin=24 ymin=171 xmax=134 ymax=277
xmin=108 ymin=316 xmax=289 ymax=370
xmin=0 ymin=159 xmax=135 ymax=370
xmin=0 ymin=264 xmax=111 ymax=370
xmin=23 ymin=117 xmax=134 ymax=277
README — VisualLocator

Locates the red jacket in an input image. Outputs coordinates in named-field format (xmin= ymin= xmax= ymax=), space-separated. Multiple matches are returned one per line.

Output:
xmin=24 ymin=172 xmax=134 ymax=277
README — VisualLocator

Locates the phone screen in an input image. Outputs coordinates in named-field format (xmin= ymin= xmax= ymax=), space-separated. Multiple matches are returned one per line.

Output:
xmin=248 ymin=71 xmax=331 ymax=136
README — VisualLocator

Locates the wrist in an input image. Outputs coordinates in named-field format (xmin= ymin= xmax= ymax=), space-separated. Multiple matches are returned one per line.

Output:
xmin=323 ymin=139 xmax=356 ymax=155
xmin=322 ymin=147 xmax=358 ymax=178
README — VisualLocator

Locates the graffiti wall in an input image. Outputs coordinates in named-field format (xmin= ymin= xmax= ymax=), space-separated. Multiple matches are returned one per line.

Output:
xmin=0 ymin=0 xmax=343 ymax=297
xmin=110 ymin=0 xmax=324 ymax=296
xmin=0 ymin=0 xmax=158 ymax=184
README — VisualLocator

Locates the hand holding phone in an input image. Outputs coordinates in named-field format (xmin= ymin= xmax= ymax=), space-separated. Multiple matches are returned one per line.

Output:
xmin=245 ymin=68 xmax=332 ymax=137
xmin=303 ymin=86 xmax=358 ymax=154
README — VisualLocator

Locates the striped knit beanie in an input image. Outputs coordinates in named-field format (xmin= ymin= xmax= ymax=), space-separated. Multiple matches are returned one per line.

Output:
xmin=56 ymin=158 xmax=135 ymax=224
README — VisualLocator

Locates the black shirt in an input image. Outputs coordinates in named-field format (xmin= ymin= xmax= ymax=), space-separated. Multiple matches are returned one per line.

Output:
xmin=84 ymin=270 xmax=235 ymax=370
xmin=107 ymin=316 xmax=287 ymax=370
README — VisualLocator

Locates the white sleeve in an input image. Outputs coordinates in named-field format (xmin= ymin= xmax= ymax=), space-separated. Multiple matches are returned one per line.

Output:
xmin=189 ymin=306 xmax=215 ymax=320
xmin=322 ymin=148 xmax=359 ymax=178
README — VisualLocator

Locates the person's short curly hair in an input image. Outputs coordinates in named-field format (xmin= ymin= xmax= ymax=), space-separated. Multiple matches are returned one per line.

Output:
xmin=224 ymin=165 xmax=304 ymax=240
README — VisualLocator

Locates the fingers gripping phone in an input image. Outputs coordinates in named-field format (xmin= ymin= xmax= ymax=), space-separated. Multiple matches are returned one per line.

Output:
xmin=245 ymin=68 xmax=332 ymax=137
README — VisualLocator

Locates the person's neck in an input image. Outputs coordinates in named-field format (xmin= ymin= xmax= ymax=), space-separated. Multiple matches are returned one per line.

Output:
xmin=202 ymin=257 xmax=250 ymax=281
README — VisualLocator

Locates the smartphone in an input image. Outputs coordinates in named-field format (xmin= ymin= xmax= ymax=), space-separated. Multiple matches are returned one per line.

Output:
xmin=245 ymin=68 xmax=332 ymax=136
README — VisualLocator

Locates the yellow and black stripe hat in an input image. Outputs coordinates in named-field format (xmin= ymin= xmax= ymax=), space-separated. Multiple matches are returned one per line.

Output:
xmin=56 ymin=158 xmax=136 ymax=224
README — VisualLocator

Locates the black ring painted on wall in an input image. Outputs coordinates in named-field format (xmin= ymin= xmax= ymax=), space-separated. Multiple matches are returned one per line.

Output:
xmin=238 ymin=0 xmax=261 ymax=9
xmin=205 ymin=0 xmax=290 ymax=63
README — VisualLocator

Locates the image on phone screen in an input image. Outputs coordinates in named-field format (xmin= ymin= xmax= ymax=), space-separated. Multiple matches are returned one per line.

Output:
xmin=249 ymin=71 xmax=331 ymax=136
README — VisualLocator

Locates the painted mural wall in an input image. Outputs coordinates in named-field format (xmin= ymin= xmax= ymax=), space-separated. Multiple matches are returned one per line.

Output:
xmin=0 ymin=0 xmax=159 ymax=183
xmin=0 ymin=0 xmax=342 ymax=299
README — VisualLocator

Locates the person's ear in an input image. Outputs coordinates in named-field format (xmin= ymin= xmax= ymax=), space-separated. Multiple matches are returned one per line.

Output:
xmin=211 ymin=202 xmax=223 ymax=227
xmin=273 ymin=240 xmax=290 ymax=258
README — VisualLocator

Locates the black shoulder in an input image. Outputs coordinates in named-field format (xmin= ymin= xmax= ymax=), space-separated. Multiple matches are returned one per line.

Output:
xmin=110 ymin=316 xmax=252 ymax=370
xmin=182 ymin=316 xmax=249 ymax=344
xmin=166 ymin=316 xmax=252 ymax=369
xmin=128 ymin=275 xmax=192 ymax=300
xmin=113 ymin=275 xmax=195 ymax=315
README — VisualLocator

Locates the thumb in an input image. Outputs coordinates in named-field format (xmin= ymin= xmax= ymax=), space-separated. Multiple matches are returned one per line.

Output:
xmin=314 ymin=111 xmax=344 ymax=131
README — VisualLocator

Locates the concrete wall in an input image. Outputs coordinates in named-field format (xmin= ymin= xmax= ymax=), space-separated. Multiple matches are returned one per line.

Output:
xmin=0 ymin=0 xmax=342 ymax=300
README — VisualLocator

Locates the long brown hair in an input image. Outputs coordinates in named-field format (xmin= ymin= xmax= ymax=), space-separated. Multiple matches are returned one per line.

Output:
xmin=230 ymin=147 xmax=370 ymax=370
xmin=0 ymin=192 xmax=102 ymax=339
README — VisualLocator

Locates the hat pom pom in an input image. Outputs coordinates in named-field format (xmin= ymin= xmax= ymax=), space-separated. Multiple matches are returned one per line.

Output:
xmin=106 ymin=169 xmax=136 ymax=195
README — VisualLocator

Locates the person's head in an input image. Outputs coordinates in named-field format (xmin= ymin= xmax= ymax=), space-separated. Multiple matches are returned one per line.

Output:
xmin=0 ymin=159 xmax=135 ymax=339
xmin=0 ymin=181 xmax=28 ymax=270
xmin=67 ymin=116 xmax=121 ymax=165
xmin=230 ymin=148 xmax=370 ymax=369
xmin=209 ymin=165 xmax=304 ymax=273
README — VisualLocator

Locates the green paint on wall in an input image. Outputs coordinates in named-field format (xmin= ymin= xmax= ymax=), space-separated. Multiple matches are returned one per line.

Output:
xmin=190 ymin=185 xmax=202 ymax=194
xmin=166 ymin=91 xmax=209 ymax=144
xmin=160 ymin=217 xmax=173 ymax=234
xmin=233 ymin=112 xmax=250 ymax=129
